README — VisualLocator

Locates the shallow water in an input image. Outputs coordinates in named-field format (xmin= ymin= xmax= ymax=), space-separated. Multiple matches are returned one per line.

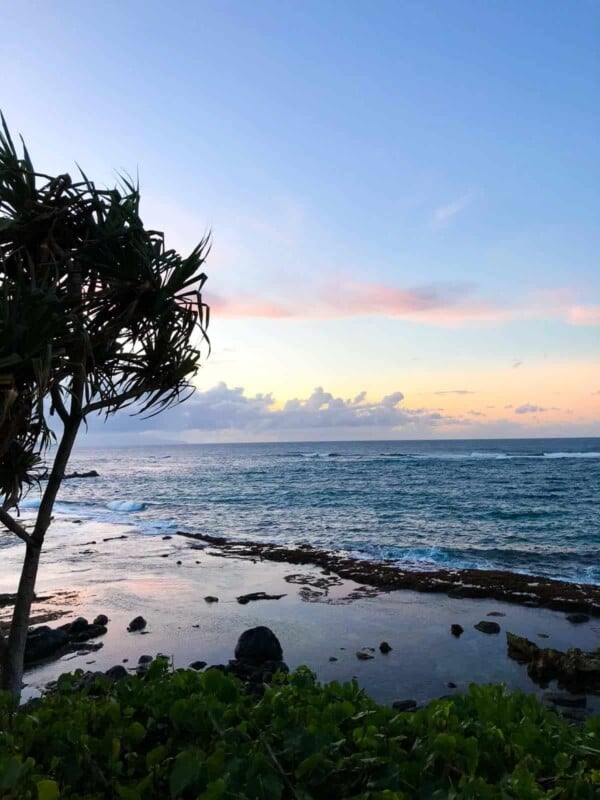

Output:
xmin=12 ymin=437 xmax=600 ymax=584
xmin=0 ymin=521 xmax=598 ymax=711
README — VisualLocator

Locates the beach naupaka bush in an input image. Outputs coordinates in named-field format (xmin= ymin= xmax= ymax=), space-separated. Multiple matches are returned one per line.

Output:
xmin=0 ymin=664 xmax=599 ymax=799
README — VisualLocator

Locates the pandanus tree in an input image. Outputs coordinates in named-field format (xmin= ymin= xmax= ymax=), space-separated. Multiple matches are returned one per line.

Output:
xmin=0 ymin=117 xmax=210 ymax=697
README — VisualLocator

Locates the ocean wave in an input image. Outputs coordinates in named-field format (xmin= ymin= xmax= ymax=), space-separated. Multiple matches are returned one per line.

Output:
xmin=106 ymin=500 xmax=147 ymax=512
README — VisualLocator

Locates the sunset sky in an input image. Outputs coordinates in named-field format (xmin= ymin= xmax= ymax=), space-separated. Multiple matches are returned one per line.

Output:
xmin=4 ymin=1 xmax=599 ymax=442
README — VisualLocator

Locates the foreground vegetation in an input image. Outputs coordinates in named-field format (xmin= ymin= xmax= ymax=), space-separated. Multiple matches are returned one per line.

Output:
xmin=1 ymin=662 xmax=598 ymax=799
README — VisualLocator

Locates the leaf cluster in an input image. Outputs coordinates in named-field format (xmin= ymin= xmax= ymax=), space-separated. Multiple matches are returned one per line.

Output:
xmin=0 ymin=662 xmax=598 ymax=799
xmin=0 ymin=116 xmax=209 ymax=506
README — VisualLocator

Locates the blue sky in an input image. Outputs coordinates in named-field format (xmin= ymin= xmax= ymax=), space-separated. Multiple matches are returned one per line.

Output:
xmin=3 ymin=1 xmax=599 ymax=442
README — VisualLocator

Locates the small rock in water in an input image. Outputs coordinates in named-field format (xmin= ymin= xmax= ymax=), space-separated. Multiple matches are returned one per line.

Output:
xmin=447 ymin=681 xmax=457 ymax=688
xmin=176 ymin=560 xmax=182 ymax=566
xmin=204 ymin=596 xmax=219 ymax=603
xmin=93 ymin=614 xmax=108 ymax=626
xmin=138 ymin=655 xmax=153 ymax=664
xmin=356 ymin=650 xmax=374 ymax=660
xmin=127 ymin=616 xmax=147 ymax=632
xmin=451 ymin=624 xmax=464 ymax=637
xmin=379 ymin=641 xmax=392 ymax=654
xmin=329 ymin=656 xmax=338 ymax=662
xmin=68 ymin=617 xmax=90 ymax=635
xmin=189 ymin=660 xmax=207 ymax=670
xmin=162 ymin=535 xmax=172 ymax=540
xmin=236 ymin=591 xmax=286 ymax=604
xmin=392 ymin=699 xmax=417 ymax=712
xmin=566 ymin=613 xmax=590 ymax=624
xmin=538 ymin=633 xmax=550 ymax=639
xmin=475 ymin=620 xmax=501 ymax=634
xmin=486 ymin=611 xmax=506 ymax=617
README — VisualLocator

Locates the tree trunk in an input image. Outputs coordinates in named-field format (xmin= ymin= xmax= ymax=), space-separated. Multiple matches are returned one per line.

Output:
xmin=0 ymin=415 xmax=81 ymax=698
xmin=0 ymin=543 xmax=41 ymax=695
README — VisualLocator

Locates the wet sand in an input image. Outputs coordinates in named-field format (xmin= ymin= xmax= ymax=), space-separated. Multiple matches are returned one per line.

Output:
xmin=0 ymin=518 xmax=598 ymax=711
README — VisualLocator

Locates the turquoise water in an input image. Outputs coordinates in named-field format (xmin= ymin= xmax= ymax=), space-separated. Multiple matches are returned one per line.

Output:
xmin=18 ymin=438 xmax=600 ymax=584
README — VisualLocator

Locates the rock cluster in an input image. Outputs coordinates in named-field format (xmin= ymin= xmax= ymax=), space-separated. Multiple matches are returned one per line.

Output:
xmin=25 ymin=616 xmax=108 ymax=665
xmin=506 ymin=632 xmax=600 ymax=692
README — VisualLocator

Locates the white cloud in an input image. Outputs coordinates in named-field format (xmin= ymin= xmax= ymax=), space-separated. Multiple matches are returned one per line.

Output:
xmin=432 ymin=191 xmax=474 ymax=228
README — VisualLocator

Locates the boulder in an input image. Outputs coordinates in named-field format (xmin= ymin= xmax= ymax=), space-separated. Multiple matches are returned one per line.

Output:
xmin=105 ymin=665 xmax=128 ymax=682
xmin=392 ymin=699 xmax=417 ymax=712
xmin=127 ymin=616 xmax=147 ymax=632
xmin=506 ymin=632 xmax=539 ymax=663
xmin=474 ymin=620 xmax=501 ymax=634
xmin=24 ymin=626 xmax=69 ymax=664
xmin=72 ymin=624 xmax=107 ymax=642
xmin=60 ymin=617 xmax=89 ymax=635
xmin=379 ymin=641 xmax=392 ymax=654
xmin=204 ymin=596 xmax=219 ymax=603
xmin=93 ymin=614 xmax=108 ymax=626
xmin=356 ymin=650 xmax=374 ymax=660
xmin=189 ymin=660 xmax=207 ymax=670
xmin=138 ymin=655 xmax=153 ymax=664
xmin=234 ymin=626 xmax=283 ymax=665
xmin=566 ymin=613 xmax=590 ymax=624
xmin=450 ymin=624 xmax=464 ymax=637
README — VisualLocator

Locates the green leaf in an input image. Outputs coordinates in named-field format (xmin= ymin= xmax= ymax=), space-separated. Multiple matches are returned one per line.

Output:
xmin=37 ymin=779 xmax=59 ymax=800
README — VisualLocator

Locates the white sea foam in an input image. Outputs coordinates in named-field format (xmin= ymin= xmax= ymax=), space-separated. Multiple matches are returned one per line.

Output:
xmin=106 ymin=500 xmax=147 ymax=512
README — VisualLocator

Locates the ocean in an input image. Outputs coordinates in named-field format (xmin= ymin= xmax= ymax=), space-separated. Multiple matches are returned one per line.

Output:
xmin=15 ymin=438 xmax=600 ymax=585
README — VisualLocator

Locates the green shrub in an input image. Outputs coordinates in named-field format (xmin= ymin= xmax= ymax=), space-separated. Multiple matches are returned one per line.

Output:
xmin=0 ymin=661 xmax=598 ymax=798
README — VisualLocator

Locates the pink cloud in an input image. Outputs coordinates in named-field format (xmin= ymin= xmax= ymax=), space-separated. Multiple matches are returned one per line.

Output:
xmin=207 ymin=282 xmax=600 ymax=327
xmin=208 ymin=281 xmax=509 ymax=325
xmin=566 ymin=305 xmax=600 ymax=326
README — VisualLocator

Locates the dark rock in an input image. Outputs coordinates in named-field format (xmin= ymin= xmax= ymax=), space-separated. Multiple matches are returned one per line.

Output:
xmin=538 ymin=633 xmax=550 ymax=639
xmin=204 ymin=596 xmax=219 ymax=603
xmin=507 ymin=633 xmax=540 ymax=663
xmin=62 ymin=617 xmax=89 ymax=635
xmin=544 ymin=692 xmax=587 ymax=708
xmin=475 ymin=620 xmax=501 ymax=634
xmin=176 ymin=560 xmax=182 ymax=565
xmin=379 ymin=641 xmax=392 ymax=654
xmin=105 ymin=665 xmax=128 ymax=682
xmin=162 ymin=535 xmax=173 ymax=540
xmin=566 ymin=613 xmax=590 ymax=624
xmin=506 ymin=632 xmax=600 ymax=692
xmin=486 ymin=611 xmax=506 ymax=617
xmin=93 ymin=614 xmax=109 ymax=626
xmin=392 ymin=699 xmax=417 ymax=712
xmin=329 ymin=657 xmax=338 ymax=662
xmin=236 ymin=591 xmax=286 ymax=604
xmin=24 ymin=626 xmax=69 ymax=664
xmin=189 ymin=660 xmax=207 ymax=670
xmin=127 ymin=616 xmax=147 ymax=632
xmin=138 ymin=655 xmax=153 ymax=664
xmin=451 ymin=624 xmax=464 ymax=637
xmin=234 ymin=626 xmax=283 ymax=665
xmin=447 ymin=682 xmax=457 ymax=688
xmin=356 ymin=650 xmax=374 ymax=660
xmin=64 ymin=470 xmax=99 ymax=479
xmin=72 ymin=624 xmax=107 ymax=642
xmin=103 ymin=534 xmax=128 ymax=542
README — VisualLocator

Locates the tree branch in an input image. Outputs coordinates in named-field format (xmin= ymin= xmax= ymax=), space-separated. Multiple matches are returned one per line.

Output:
xmin=0 ymin=508 xmax=36 ymax=548
xmin=82 ymin=388 xmax=144 ymax=415
xmin=50 ymin=383 xmax=70 ymax=425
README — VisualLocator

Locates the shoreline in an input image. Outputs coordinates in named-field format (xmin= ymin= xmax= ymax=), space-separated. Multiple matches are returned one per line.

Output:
xmin=0 ymin=517 xmax=598 ymax=715
xmin=176 ymin=531 xmax=600 ymax=616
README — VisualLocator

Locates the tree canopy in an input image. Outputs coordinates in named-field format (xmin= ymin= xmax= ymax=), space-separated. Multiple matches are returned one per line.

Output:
xmin=0 ymin=116 xmax=210 ymax=510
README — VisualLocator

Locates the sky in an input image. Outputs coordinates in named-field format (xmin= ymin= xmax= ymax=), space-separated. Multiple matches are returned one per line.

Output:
xmin=3 ymin=0 xmax=599 ymax=443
